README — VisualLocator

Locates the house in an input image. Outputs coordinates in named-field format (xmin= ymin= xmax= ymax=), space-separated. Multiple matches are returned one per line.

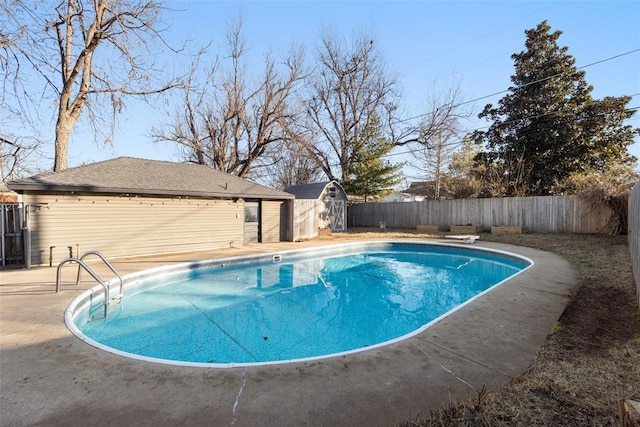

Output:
xmin=382 ymin=191 xmax=426 ymax=203
xmin=382 ymin=181 xmax=452 ymax=202
xmin=285 ymin=181 xmax=347 ymax=234
xmin=6 ymin=157 xmax=294 ymax=267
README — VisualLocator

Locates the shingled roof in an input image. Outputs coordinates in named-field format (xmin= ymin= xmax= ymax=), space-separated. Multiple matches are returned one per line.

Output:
xmin=7 ymin=157 xmax=293 ymax=200
xmin=285 ymin=181 xmax=345 ymax=200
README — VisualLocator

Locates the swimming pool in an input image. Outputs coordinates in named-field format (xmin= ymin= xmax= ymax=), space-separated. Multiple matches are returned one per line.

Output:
xmin=66 ymin=241 xmax=532 ymax=367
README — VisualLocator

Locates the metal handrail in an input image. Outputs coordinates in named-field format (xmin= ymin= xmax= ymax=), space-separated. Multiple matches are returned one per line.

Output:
xmin=75 ymin=251 xmax=124 ymax=298
xmin=56 ymin=258 xmax=109 ymax=318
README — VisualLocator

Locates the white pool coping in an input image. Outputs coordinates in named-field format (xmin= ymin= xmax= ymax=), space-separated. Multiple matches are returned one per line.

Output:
xmin=64 ymin=241 xmax=534 ymax=368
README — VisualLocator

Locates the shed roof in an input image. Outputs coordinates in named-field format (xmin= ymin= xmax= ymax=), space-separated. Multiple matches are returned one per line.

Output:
xmin=285 ymin=181 xmax=345 ymax=200
xmin=7 ymin=157 xmax=293 ymax=200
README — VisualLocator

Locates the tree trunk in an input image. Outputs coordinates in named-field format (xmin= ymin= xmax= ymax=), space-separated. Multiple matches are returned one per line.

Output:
xmin=434 ymin=132 xmax=443 ymax=200
xmin=54 ymin=117 xmax=71 ymax=171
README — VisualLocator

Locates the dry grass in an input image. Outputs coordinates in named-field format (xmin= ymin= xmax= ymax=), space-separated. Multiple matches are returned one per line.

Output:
xmin=317 ymin=229 xmax=640 ymax=426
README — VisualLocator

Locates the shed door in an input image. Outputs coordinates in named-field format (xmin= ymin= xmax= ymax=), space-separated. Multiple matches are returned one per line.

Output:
xmin=244 ymin=201 xmax=259 ymax=244
xmin=328 ymin=200 xmax=345 ymax=231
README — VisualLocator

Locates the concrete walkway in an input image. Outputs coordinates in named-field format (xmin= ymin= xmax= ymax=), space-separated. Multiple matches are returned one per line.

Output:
xmin=0 ymin=239 xmax=577 ymax=427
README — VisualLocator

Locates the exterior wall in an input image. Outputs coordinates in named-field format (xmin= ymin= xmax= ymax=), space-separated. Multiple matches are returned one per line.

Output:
xmin=629 ymin=181 xmax=640 ymax=307
xmin=318 ymin=184 xmax=347 ymax=230
xmin=382 ymin=193 xmax=425 ymax=203
xmin=23 ymin=193 xmax=244 ymax=266
xmin=318 ymin=191 xmax=332 ymax=229
xmin=261 ymin=200 xmax=284 ymax=243
xmin=287 ymin=181 xmax=347 ymax=236
xmin=292 ymin=199 xmax=320 ymax=241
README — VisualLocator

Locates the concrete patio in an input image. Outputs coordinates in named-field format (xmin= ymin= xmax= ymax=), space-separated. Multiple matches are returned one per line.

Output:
xmin=1 ymin=239 xmax=577 ymax=426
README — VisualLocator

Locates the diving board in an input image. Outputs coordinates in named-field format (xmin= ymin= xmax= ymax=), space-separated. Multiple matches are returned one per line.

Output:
xmin=445 ymin=235 xmax=480 ymax=244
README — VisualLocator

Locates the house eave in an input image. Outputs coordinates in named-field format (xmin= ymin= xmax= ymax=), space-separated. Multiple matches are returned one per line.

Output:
xmin=8 ymin=184 xmax=294 ymax=200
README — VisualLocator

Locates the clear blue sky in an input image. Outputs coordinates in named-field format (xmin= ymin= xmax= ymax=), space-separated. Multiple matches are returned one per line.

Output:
xmin=62 ymin=0 xmax=640 ymax=178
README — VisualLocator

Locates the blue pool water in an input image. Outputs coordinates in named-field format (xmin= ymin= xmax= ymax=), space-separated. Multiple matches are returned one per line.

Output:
xmin=69 ymin=242 xmax=530 ymax=366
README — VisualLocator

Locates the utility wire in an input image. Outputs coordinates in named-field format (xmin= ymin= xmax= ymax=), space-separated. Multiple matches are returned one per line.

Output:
xmin=382 ymin=104 xmax=640 ymax=161
xmin=396 ymin=48 xmax=640 ymax=125
xmin=322 ymin=99 xmax=640 ymax=169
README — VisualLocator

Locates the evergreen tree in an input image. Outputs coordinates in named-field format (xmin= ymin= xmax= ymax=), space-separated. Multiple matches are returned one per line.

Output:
xmin=472 ymin=21 xmax=638 ymax=196
xmin=341 ymin=115 xmax=403 ymax=201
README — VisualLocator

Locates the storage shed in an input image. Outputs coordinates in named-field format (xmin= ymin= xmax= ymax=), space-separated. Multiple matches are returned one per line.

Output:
xmin=285 ymin=181 xmax=347 ymax=234
xmin=7 ymin=157 xmax=294 ymax=267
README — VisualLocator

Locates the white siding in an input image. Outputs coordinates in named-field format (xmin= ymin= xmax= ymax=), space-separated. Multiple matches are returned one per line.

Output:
xmin=23 ymin=193 xmax=244 ymax=266
xmin=292 ymin=199 xmax=320 ymax=241
xmin=318 ymin=185 xmax=347 ymax=230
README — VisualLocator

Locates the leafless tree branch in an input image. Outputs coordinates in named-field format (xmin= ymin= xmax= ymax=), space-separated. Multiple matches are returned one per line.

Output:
xmin=151 ymin=20 xmax=306 ymax=179
xmin=7 ymin=0 xmax=185 ymax=171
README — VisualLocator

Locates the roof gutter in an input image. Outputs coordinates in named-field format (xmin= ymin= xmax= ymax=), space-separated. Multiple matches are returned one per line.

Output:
xmin=6 ymin=184 xmax=295 ymax=200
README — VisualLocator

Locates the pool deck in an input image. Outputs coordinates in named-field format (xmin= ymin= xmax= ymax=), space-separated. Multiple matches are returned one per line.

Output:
xmin=0 ymin=239 xmax=577 ymax=427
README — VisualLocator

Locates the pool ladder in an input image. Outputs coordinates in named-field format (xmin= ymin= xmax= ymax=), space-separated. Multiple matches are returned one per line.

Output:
xmin=56 ymin=251 xmax=124 ymax=318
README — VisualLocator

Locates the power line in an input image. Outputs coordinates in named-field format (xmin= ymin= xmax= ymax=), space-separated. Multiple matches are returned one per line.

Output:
xmin=397 ymin=48 xmax=640 ymax=125
xmin=408 ymin=4 xmax=630 ymax=91
xmin=382 ymin=104 xmax=640 ymax=161
xmin=322 ymin=99 xmax=640 ymax=169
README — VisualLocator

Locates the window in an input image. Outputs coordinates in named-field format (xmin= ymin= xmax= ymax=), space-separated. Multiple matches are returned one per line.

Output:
xmin=245 ymin=204 xmax=259 ymax=223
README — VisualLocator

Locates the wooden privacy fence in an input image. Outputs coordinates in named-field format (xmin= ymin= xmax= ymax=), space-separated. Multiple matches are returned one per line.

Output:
xmin=629 ymin=181 xmax=640 ymax=307
xmin=348 ymin=195 xmax=613 ymax=234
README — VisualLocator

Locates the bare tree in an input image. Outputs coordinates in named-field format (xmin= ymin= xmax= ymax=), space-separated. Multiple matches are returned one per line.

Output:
xmin=414 ymin=133 xmax=456 ymax=200
xmin=8 ymin=0 xmax=182 ymax=171
xmin=1 ymin=2 xmax=51 ymax=181
xmin=152 ymin=21 xmax=306 ymax=178
xmin=150 ymin=48 xmax=216 ymax=167
xmin=301 ymin=31 xmax=439 ymax=185
xmin=443 ymin=137 xmax=483 ymax=199
xmin=263 ymin=137 xmax=324 ymax=190
xmin=1 ymin=136 xmax=46 ymax=182
xmin=0 ymin=3 xmax=23 ymax=82
xmin=302 ymin=32 xmax=402 ymax=182
xmin=411 ymin=86 xmax=472 ymax=199
xmin=0 ymin=1 xmax=24 ymax=81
